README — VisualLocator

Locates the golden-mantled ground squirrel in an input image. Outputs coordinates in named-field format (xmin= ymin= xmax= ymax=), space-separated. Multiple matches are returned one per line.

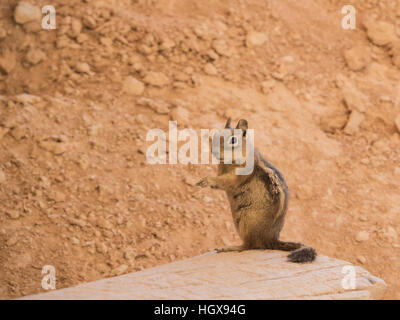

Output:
xmin=197 ymin=118 xmax=316 ymax=263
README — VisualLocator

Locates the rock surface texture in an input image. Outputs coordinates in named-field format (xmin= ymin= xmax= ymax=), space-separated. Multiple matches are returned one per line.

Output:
xmin=21 ymin=251 xmax=386 ymax=300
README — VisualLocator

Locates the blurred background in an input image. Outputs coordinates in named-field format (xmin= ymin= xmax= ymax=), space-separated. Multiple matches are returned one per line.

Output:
xmin=0 ymin=0 xmax=399 ymax=299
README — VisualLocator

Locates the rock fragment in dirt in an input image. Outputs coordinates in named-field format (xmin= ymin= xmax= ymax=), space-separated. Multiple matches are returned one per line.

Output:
xmin=10 ymin=127 xmax=26 ymax=140
xmin=38 ymin=137 xmax=68 ymax=155
xmin=260 ymin=80 xmax=277 ymax=94
xmin=137 ymin=97 xmax=169 ymax=114
xmin=364 ymin=20 xmax=396 ymax=46
xmin=344 ymin=46 xmax=370 ymax=71
xmin=96 ymin=242 xmax=108 ymax=254
xmin=356 ymin=231 xmax=370 ymax=242
xmin=48 ymin=190 xmax=66 ymax=202
xmin=14 ymin=2 xmax=41 ymax=25
xmin=25 ymin=48 xmax=46 ymax=65
xmin=383 ymin=226 xmax=398 ymax=243
xmin=69 ymin=18 xmax=82 ymax=38
xmin=112 ymin=264 xmax=128 ymax=276
xmin=0 ymin=50 xmax=17 ymax=74
xmin=170 ymin=105 xmax=190 ymax=125
xmin=74 ymin=62 xmax=91 ymax=74
xmin=344 ymin=111 xmax=364 ymax=135
xmin=124 ymin=248 xmax=137 ymax=261
xmin=14 ymin=93 xmax=41 ymax=104
xmin=389 ymin=44 xmax=400 ymax=69
xmin=76 ymin=33 xmax=89 ymax=44
xmin=159 ymin=38 xmax=175 ymax=50
xmin=123 ymin=76 xmax=145 ymax=96
xmin=204 ymin=63 xmax=218 ymax=75
xmin=395 ymin=115 xmax=400 ymax=134
xmin=82 ymin=16 xmax=97 ymax=29
xmin=320 ymin=111 xmax=348 ymax=133
xmin=342 ymin=87 xmax=366 ymax=113
xmin=143 ymin=71 xmax=170 ymax=87
xmin=212 ymin=39 xmax=232 ymax=57
xmin=0 ymin=169 xmax=5 ymax=183
xmin=22 ymin=20 xmax=42 ymax=33
xmin=6 ymin=210 xmax=20 ymax=219
xmin=357 ymin=256 xmax=367 ymax=264
xmin=183 ymin=174 xmax=197 ymax=187
xmin=7 ymin=235 xmax=19 ymax=247
xmin=246 ymin=31 xmax=268 ymax=47
xmin=96 ymin=217 xmax=113 ymax=230
xmin=0 ymin=127 xmax=9 ymax=140
xmin=68 ymin=217 xmax=87 ymax=228
xmin=0 ymin=26 xmax=7 ymax=39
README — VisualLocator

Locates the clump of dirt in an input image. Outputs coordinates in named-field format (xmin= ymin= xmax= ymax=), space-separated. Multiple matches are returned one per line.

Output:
xmin=0 ymin=0 xmax=399 ymax=299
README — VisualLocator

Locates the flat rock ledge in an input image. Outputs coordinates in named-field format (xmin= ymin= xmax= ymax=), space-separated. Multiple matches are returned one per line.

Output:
xmin=21 ymin=251 xmax=386 ymax=300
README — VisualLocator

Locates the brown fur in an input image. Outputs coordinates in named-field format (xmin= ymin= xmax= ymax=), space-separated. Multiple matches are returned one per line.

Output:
xmin=197 ymin=118 xmax=317 ymax=263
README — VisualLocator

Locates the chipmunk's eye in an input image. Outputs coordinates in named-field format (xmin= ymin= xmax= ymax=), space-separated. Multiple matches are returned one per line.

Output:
xmin=228 ymin=136 xmax=238 ymax=146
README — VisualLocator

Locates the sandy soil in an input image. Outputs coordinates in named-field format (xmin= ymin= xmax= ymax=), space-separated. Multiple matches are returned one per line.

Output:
xmin=0 ymin=0 xmax=399 ymax=299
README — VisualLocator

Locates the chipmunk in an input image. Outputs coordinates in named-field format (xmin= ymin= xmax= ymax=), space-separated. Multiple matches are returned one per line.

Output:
xmin=196 ymin=118 xmax=316 ymax=263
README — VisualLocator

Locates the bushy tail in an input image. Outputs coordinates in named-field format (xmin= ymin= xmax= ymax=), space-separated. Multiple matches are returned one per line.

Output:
xmin=272 ymin=241 xmax=317 ymax=263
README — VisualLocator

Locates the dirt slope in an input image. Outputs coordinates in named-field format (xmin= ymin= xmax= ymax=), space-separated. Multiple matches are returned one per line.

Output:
xmin=0 ymin=0 xmax=399 ymax=299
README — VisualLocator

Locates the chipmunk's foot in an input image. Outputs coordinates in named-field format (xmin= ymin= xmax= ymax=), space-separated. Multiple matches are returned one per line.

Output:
xmin=196 ymin=177 xmax=209 ymax=188
xmin=196 ymin=177 xmax=218 ymax=189
xmin=215 ymin=245 xmax=245 ymax=253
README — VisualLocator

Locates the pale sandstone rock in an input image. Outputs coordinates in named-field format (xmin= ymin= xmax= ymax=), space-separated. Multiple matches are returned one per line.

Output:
xmin=75 ymin=62 xmax=91 ymax=74
xmin=143 ymin=71 xmax=170 ymax=87
xmin=20 ymin=251 xmax=386 ymax=300
xmin=14 ymin=2 xmax=41 ymax=25
xmin=96 ymin=217 xmax=113 ymax=230
xmin=170 ymin=106 xmax=190 ymax=125
xmin=0 ymin=127 xmax=9 ymax=140
xmin=112 ymin=264 xmax=128 ymax=276
xmin=320 ymin=110 xmax=348 ymax=133
xmin=204 ymin=63 xmax=218 ymax=75
xmin=122 ymin=76 xmax=145 ymax=96
xmin=38 ymin=137 xmax=68 ymax=155
xmin=0 ymin=26 xmax=7 ymax=39
xmin=342 ymin=86 xmax=366 ymax=113
xmin=364 ymin=20 xmax=396 ymax=46
xmin=356 ymin=231 xmax=370 ymax=242
xmin=395 ymin=115 xmax=400 ymax=134
xmin=10 ymin=126 xmax=26 ymax=140
xmin=246 ymin=31 xmax=268 ymax=47
xmin=25 ymin=48 xmax=46 ymax=65
xmin=0 ymin=50 xmax=17 ymax=74
xmin=69 ymin=18 xmax=82 ymax=38
xmin=22 ymin=20 xmax=41 ymax=33
xmin=137 ymin=97 xmax=169 ymax=115
xmin=357 ymin=256 xmax=367 ymax=264
xmin=390 ymin=44 xmax=400 ymax=68
xmin=82 ymin=16 xmax=97 ymax=29
xmin=344 ymin=46 xmax=370 ymax=71
xmin=344 ymin=111 xmax=364 ymax=135
xmin=6 ymin=210 xmax=20 ymax=219
xmin=0 ymin=169 xmax=5 ymax=183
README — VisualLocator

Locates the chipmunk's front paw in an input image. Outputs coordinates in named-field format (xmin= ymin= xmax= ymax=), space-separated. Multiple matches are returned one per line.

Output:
xmin=196 ymin=177 xmax=218 ymax=188
xmin=215 ymin=245 xmax=245 ymax=253
xmin=196 ymin=177 xmax=209 ymax=188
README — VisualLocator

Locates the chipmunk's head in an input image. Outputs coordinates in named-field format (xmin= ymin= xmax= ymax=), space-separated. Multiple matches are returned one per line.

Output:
xmin=211 ymin=118 xmax=249 ymax=165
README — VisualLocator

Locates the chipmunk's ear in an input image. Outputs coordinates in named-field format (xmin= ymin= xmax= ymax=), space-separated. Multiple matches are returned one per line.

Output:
xmin=224 ymin=117 xmax=232 ymax=128
xmin=236 ymin=119 xmax=248 ymax=136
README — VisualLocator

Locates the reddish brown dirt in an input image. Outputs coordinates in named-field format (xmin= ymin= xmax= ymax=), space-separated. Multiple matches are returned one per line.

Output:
xmin=0 ymin=0 xmax=399 ymax=299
